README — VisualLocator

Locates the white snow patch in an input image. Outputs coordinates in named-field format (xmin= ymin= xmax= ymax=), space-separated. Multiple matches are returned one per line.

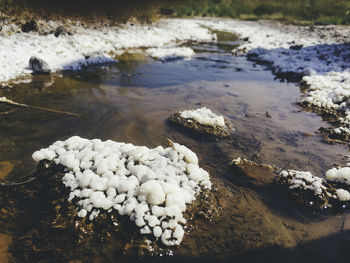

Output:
xmin=146 ymin=47 xmax=195 ymax=60
xmin=232 ymin=157 xmax=242 ymax=165
xmin=179 ymin=107 xmax=225 ymax=128
xmin=32 ymin=136 xmax=211 ymax=246
xmin=336 ymin=189 xmax=350 ymax=201
xmin=280 ymin=169 xmax=327 ymax=197
xmin=326 ymin=167 xmax=350 ymax=185
xmin=302 ymin=71 xmax=350 ymax=127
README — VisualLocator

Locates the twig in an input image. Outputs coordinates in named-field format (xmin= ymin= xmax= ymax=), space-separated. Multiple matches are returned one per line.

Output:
xmin=0 ymin=109 xmax=17 ymax=115
xmin=0 ymin=96 xmax=79 ymax=117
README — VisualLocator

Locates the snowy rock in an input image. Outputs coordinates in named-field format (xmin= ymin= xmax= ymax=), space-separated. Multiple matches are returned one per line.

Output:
xmin=180 ymin=107 xmax=225 ymax=128
xmin=276 ymin=169 xmax=338 ymax=209
xmin=168 ymin=107 xmax=232 ymax=137
xmin=32 ymin=136 xmax=211 ymax=246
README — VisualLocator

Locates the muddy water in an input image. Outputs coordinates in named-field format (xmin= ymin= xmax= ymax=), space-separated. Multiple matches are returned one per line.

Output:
xmin=0 ymin=37 xmax=350 ymax=262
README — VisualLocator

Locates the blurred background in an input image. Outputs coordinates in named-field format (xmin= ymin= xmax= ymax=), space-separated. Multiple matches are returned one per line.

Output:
xmin=1 ymin=0 xmax=350 ymax=24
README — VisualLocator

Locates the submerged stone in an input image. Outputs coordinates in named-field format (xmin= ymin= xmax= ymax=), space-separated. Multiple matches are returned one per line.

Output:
xmin=231 ymin=157 xmax=276 ymax=186
xmin=0 ymin=161 xmax=13 ymax=180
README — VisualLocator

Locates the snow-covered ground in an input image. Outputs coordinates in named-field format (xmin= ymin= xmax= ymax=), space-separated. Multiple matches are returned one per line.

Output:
xmin=0 ymin=19 xmax=215 ymax=83
xmin=3 ymin=18 xmax=349 ymax=82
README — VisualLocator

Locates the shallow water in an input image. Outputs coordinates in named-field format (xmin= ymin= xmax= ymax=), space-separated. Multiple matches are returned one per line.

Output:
xmin=0 ymin=37 xmax=350 ymax=262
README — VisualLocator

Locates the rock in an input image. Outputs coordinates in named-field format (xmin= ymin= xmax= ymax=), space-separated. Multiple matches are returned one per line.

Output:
xmin=231 ymin=158 xmax=276 ymax=186
xmin=0 ymin=233 xmax=12 ymax=263
xmin=54 ymin=26 xmax=67 ymax=37
xmin=275 ymin=169 xmax=339 ymax=210
xmin=168 ymin=110 xmax=232 ymax=138
xmin=0 ymin=161 xmax=13 ymax=180
xmin=319 ymin=126 xmax=350 ymax=144
xmin=21 ymin=20 xmax=38 ymax=33
xmin=29 ymin=57 xmax=51 ymax=74
xmin=289 ymin=44 xmax=303 ymax=50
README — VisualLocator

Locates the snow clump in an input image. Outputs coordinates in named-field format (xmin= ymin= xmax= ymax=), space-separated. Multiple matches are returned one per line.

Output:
xmin=179 ymin=107 xmax=225 ymax=128
xmin=336 ymin=189 xmax=350 ymax=201
xmin=279 ymin=169 xmax=329 ymax=198
xmin=32 ymin=136 xmax=211 ymax=246
xmin=326 ymin=166 xmax=350 ymax=185
xmin=146 ymin=47 xmax=195 ymax=60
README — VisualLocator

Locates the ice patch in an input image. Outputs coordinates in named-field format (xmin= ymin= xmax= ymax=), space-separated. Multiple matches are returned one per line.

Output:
xmin=32 ymin=136 xmax=211 ymax=246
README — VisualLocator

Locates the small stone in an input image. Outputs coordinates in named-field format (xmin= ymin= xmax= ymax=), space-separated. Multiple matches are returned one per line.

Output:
xmin=29 ymin=57 xmax=51 ymax=74
xmin=21 ymin=20 xmax=38 ymax=33
xmin=289 ymin=44 xmax=303 ymax=50
xmin=168 ymin=108 xmax=232 ymax=137
xmin=54 ymin=26 xmax=67 ymax=37
xmin=0 ymin=161 xmax=13 ymax=180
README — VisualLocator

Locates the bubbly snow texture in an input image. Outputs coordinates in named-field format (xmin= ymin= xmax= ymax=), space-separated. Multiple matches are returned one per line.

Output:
xmin=302 ymin=71 xmax=350 ymax=129
xmin=146 ymin=47 xmax=195 ymax=60
xmin=179 ymin=107 xmax=225 ymax=128
xmin=32 ymin=136 xmax=211 ymax=246
xmin=326 ymin=167 xmax=350 ymax=185
xmin=336 ymin=189 xmax=350 ymax=201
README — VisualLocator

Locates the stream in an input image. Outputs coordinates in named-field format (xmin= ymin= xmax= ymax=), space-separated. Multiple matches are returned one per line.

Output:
xmin=0 ymin=33 xmax=349 ymax=262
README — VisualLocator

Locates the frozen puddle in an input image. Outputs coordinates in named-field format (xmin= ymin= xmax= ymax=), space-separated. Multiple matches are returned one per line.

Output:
xmin=32 ymin=136 xmax=211 ymax=246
